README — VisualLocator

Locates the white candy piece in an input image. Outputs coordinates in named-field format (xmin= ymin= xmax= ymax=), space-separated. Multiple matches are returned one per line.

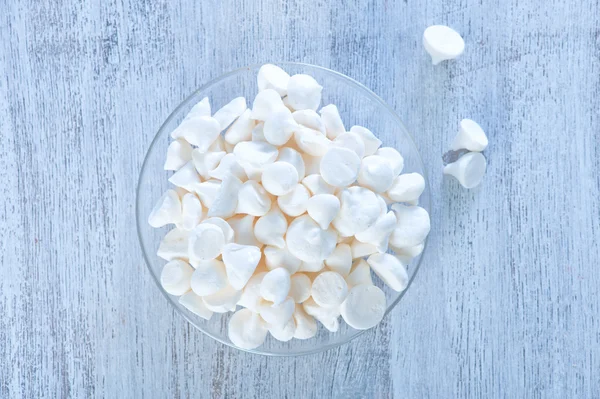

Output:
xmin=340 ymin=284 xmax=386 ymax=330
xmin=188 ymin=223 xmax=225 ymax=261
xmin=192 ymin=179 xmax=221 ymax=208
xmin=350 ymin=239 xmax=379 ymax=259
xmin=390 ymin=204 xmax=431 ymax=248
xmin=236 ymin=180 xmax=272 ymax=216
xmin=168 ymin=161 xmax=201 ymax=192
xmin=443 ymin=152 xmax=487 ymax=189
xmin=303 ymin=298 xmax=340 ymax=332
xmin=207 ymin=174 xmax=242 ymax=218
xmin=350 ymin=126 xmax=381 ymax=156
xmin=334 ymin=132 xmax=366 ymax=159
xmin=224 ymin=109 xmax=255 ymax=145
xmin=209 ymin=153 xmax=246 ymax=181
xmin=311 ymin=271 xmax=348 ymax=308
xmin=263 ymin=107 xmax=297 ymax=146
xmin=254 ymin=205 xmax=288 ymax=248
xmin=367 ymin=253 xmax=409 ymax=292
xmin=451 ymin=119 xmax=488 ymax=151
xmin=354 ymin=211 xmax=397 ymax=252
xmin=221 ymin=243 xmax=262 ymax=290
xmin=375 ymin=147 xmax=404 ymax=176
xmin=320 ymin=104 xmax=345 ymax=139
xmin=320 ymin=147 xmax=361 ymax=188
xmin=289 ymin=273 xmax=311 ymax=303
xmin=213 ymin=97 xmax=247 ymax=130
xmin=148 ymin=189 xmax=182 ymax=228
xmin=259 ymin=297 xmax=295 ymax=327
xmin=257 ymin=64 xmax=290 ymax=96
xmin=228 ymin=215 xmax=262 ymax=248
xmin=263 ymin=246 xmax=301 ymax=274
xmin=164 ymin=139 xmax=193 ymax=171
xmin=386 ymin=173 xmax=425 ymax=203
xmin=268 ymin=317 xmax=296 ymax=342
xmin=302 ymin=174 xmax=336 ymax=195
xmin=178 ymin=292 xmax=213 ymax=320
xmin=286 ymin=74 xmax=323 ymax=111
xmin=346 ymin=259 xmax=373 ymax=287
xmin=306 ymin=194 xmax=340 ymax=230
xmin=160 ymin=260 xmax=193 ymax=295
xmin=234 ymin=141 xmax=279 ymax=180
xmin=324 ymin=243 xmax=352 ymax=276
xmin=277 ymin=184 xmax=309 ymax=217
xmin=251 ymin=89 xmax=285 ymax=121
xmin=423 ymin=25 xmax=465 ymax=65
xmin=178 ymin=193 xmax=204 ymax=230
xmin=173 ymin=116 xmax=221 ymax=151
xmin=332 ymin=187 xmax=380 ymax=237
xmin=157 ymin=228 xmax=190 ymax=261
xmin=185 ymin=97 xmax=211 ymax=119
xmin=260 ymin=268 xmax=291 ymax=305
xmin=228 ymin=308 xmax=268 ymax=349
xmin=237 ymin=272 xmax=267 ymax=311
xmin=203 ymin=283 xmax=241 ymax=313
xmin=277 ymin=147 xmax=306 ymax=180
xmin=292 ymin=304 xmax=318 ymax=339
xmin=192 ymin=149 xmax=225 ymax=179
xmin=286 ymin=215 xmax=337 ymax=263
xmin=294 ymin=128 xmax=331 ymax=156
xmin=357 ymin=155 xmax=395 ymax=192
xmin=391 ymin=242 xmax=425 ymax=261
xmin=201 ymin=217 xmax=235 ymax=244
xmin=261 ymin=161 xmax=299 ymax=196
xmin=190 ymin=259 xmax=228 ymax=296
xmin=292 ymin=109 xmax=326 ymax=134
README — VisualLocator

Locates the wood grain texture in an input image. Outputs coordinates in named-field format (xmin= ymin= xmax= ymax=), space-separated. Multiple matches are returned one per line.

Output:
xmin=1 ymin=0 xmax=599 ymax=397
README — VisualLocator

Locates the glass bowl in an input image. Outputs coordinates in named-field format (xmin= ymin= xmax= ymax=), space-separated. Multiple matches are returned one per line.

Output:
xmin=136 ymin=62 xmax=430 ymax=356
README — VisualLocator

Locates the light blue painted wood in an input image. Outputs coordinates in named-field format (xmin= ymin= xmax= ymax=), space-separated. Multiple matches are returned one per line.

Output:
xmin=1 ymin=0 xmax=598 ymax=397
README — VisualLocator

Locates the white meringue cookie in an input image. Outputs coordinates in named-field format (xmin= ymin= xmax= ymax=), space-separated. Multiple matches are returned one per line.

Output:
xmin=333 ymin=132 xmax=366 ymax=159
xmin=277 ymin=184 xmax=309 ymax=217
xmin=164 ymin=139 xmax=193 ymax=171
xmin=320 ymin=104 xmax=345 ymax=139
xmin=190 ymin=259 xmax=228 ymax=296
xmin=236 ymin=180 xmax=272 ymax=216
xmin=259 ymin=297 xmax=295 ymax=328
xmin=302 ymin=174 xmax=336 ymax=196
xmin=209 ymin=134 xmax=227 ymax=153
xmin=292 ymin=304 xmax=317 ymax=339
xmin=340 ymin=285 xmax=386 ymax=330
xmin=185 ymin=97 xmax=211 ymax=119
xmin=237 ymin=272 xmax=267 ymax=311
xmin=423 ymin=25 xmax=465 ymax=65
xmin=282 ymin=95 xmax=295 ymax=112
xmin=346 ymin=259 xmax=373 ymax=287
xmin=294 ymin=128 xmax=331 ymax=156
xmin=306 ymin=194 xmax=340 ymax=229
xmin=233 ymin=141 xmax=279 ymax=180
xmin=320 ymin=147 xmax=361 ymax=187
xmin=292 ymin=109 xmax=326 ymax=134
xmin=172 ymin=116 xmax=221 ymax=151
xmin=277 ymin=147 xmax=306 ymax=180
xmin=263 ymin=246 xmax=301 ymax=274
xmin=260 ymin=268 xmax=291 ymax=305
xmin=451 ymin=119 xmax=488 ymax=152
xmin=286 ymin=74 xmax=323 ymax=111
xmin=224 ymin=108 xmax=255 ymax=145
xmin=324 ymin=243 xmax=352 ymax=276
xmin=192 ymin=149 xmax=225 ymax=179
xmin=178 ymin=193 xmax=204 ymax=230
xmin=286 ymin=215 xmax=337 ymax=263
xmin=257 ymin=64 xmax=290 ymax=96
xmin=208 ymin=153 xmax=246 ymax=181
xmin=350 ymin=125 xmax=381 ymax=156
xmin=188 ymin=223 xmax=225 ymax=261
xmin=263 ymin=107 xmax=298 ymax=146
xmin=251 ymin=122 xmax=266 ymax=142
xmin=367 ymin=253 xmax=409 ymax=292
xmin=332 ymin=187 xmax=380 ymax=236
xmin=178 ymin=291 xmax=213 ymax=320
xmin=203 ymin=283 xmax=241 ymax=313
xmin=191 ymin=179 xmax=221 ymax=208
xmin=268 ymin=317 xmax=296 ymax=342
xmin=254 ymin=205 xmax=288 ymax=248
xmin=160 ymin=259 xmax=193 ymax=295
xmin=201 ymin=217 xmax=234 ymax=243
xmin=157 ymin=228 xmax=190 ymax=261
xmin=443 ymin=152 xmax=487 ymax=189
xmin=311 ymin=271 xmax=348 ymax=307
xmin=390 ymin=242 xmax=425 ymax=261
xmin=375 ymin=147 xmax=404 ymax=176
xmin=207 ymin=174 xmax=242 ymax=218
xmin=148 ymin=189 xmax=182 ymax=228
xmin=213 ymin=97 xmax=247 ymax=131
xmin=298 ymin=261 xmax=324 ymax=272
xmin=390 ymin=204 xmax=431 ymax=248
xmin=168 ymin=161 xmax=201 ymax=192
xmin=302 ymin=297 xmax=340 ymax=332
xmin=350 ymin=239 xmax=379 ymax=259
xmin=261 ymin=162 xmax=299 ymax=196
xmin=289 ymin=273 xmax=312 ymax=303
xmin=357 ymin=155 xmax=395 ymax=192
xmin=228 ymin=308 xmax=268 ymax=349
xmin=227 ymin=215 xmax=262 ymax=248
xmin=251 ymin=89 xmax=286 ymax=121
xmin=302 ymin=153 xmax=323 ymax=176
xmin=386 ymin=173 xmax=425 ymax=203
xmin=354 ymin=211 xmax=397 ymax=252
xmin=221 ymin=243 xmax=262 ymax=290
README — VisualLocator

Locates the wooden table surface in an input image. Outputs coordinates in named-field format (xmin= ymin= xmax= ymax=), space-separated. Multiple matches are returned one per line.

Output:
xmin=1 ymin=0 xmax=599 ymax=397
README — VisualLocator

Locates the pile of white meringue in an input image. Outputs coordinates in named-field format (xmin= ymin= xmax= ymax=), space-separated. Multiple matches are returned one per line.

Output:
xmin=148 ymin=64 xmax=431 ymax=350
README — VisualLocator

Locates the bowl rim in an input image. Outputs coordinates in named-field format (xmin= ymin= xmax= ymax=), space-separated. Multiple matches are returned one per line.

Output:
xmin=136 ymin=62 xmax=430 ymax=357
